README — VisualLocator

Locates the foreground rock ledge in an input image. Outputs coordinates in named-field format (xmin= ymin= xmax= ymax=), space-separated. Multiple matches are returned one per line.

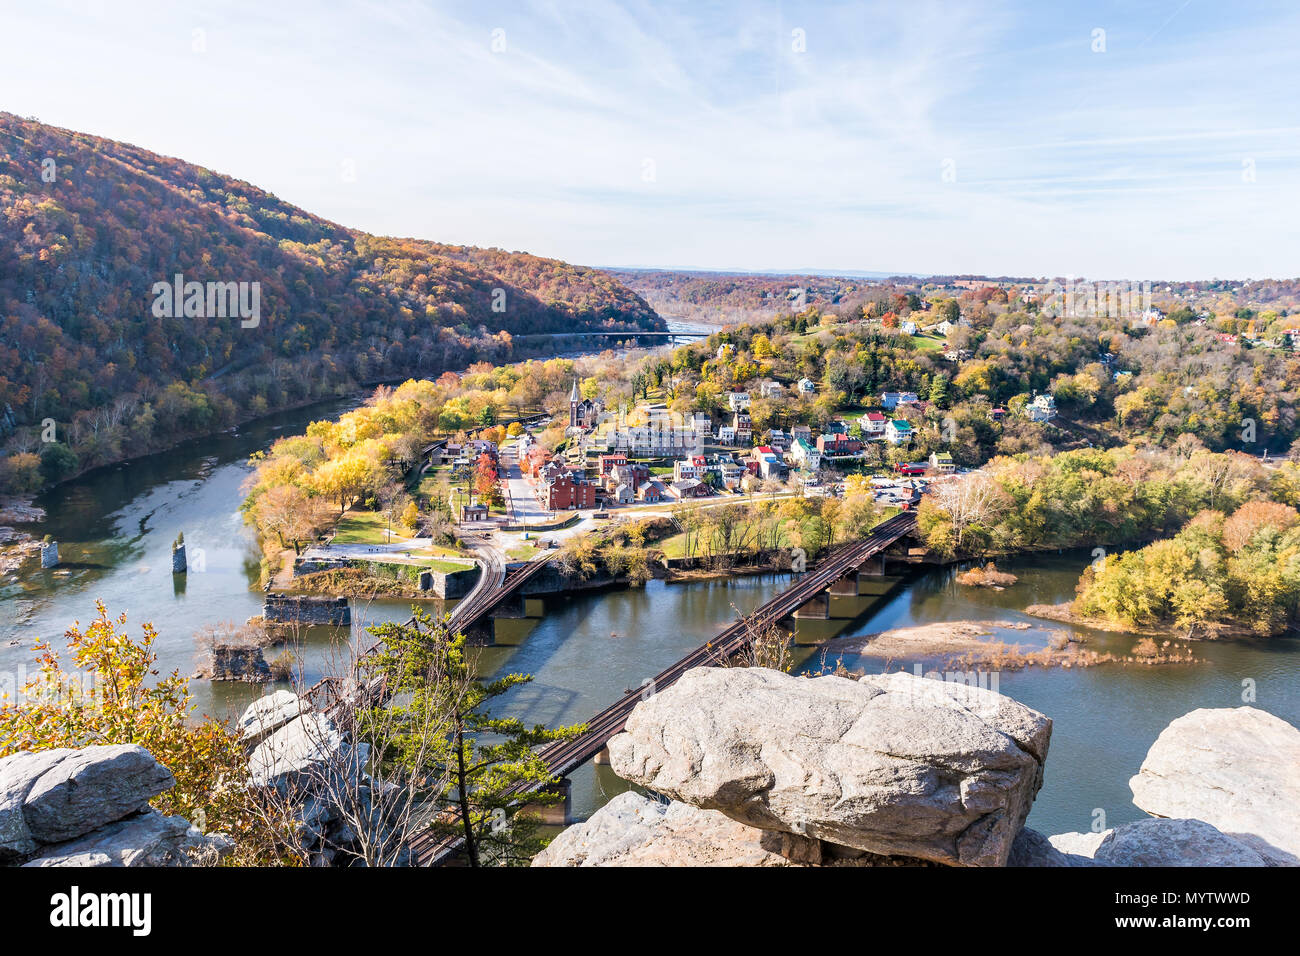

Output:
xmin=1129 ymin=706 xmax=1300 ymax=866
xmin=606 ymin=668 xmax=1052 ymax=867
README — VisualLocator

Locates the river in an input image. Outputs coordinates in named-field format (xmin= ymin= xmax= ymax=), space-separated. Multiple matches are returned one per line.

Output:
xmin=4 ymin=387 xmax=1300 ymax=843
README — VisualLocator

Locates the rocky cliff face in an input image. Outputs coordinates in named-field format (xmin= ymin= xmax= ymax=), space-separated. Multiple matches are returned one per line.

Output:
xmin=537 ymin=668 xmax=1298 ymax=868
xmin=0 ymin=745 xmax=229 ymax=867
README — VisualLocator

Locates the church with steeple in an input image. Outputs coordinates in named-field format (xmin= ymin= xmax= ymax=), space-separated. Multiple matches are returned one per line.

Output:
xmin=568 ymin=377 xmax=601 ymax=431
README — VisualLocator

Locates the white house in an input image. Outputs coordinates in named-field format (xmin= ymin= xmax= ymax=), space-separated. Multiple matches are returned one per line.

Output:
xmin=759 ymin=380 xmax=785 ymax=399
xmin=861 ymin=412 xmax=887 ymax=436
xmin=885 ymin=419 xmax=914 ymax=445
xmin=728 ymin=390 xmax=751 ymax=411
xmin=1026 ymin=393 xmax=1057 ymax=422
xmin=928 ymin=451 xmax=956 ymax=474
xmin=790 ymin=437 xmax=822 ymax=471
xmin=797 ymin=378 xmax=816 ymax=394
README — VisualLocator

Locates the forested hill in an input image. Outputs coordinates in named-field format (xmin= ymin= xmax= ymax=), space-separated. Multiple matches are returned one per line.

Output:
xmin=0 ymin=113 xmax=661 ymax=491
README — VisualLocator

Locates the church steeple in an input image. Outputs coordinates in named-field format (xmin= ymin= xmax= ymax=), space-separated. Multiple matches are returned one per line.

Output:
xmin=570 ymin=376 xmax=580 ymax=403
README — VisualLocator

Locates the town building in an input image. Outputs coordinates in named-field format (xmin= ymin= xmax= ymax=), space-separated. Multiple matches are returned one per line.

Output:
xmin=881 ymin=391 xmax=920 ymax=410
xmin=568 ymin=378 xmax=601 ymax=431
xmin=1026 ymin=393 xmax=1057 ymax=422
xmin=818 ymin=433 xmax=863 ymax=456
xmin=670 ymin=478 xmax=710 ymax=499
xmin=886 ymin=419 xmax=914 ymax=445
xmin=636 ymin=482 xmax=665 ymax=503
xmin=732 ymin=411 xmax=752 ymax=445
xmin=751 ymin=446 xmax=787 ymax=480
xmin=861 ymin=412 xmax=887 ymax=435
xmin=673 ymin=455 xmax=707 ymax=483
xmin=765 ymin=428 xmax=791 ymax=451
xmin=543 ymin=471 xmax=597 ymax=510
xmin=597 ymin=453 xmax=628 ymax=476
xmin=790 ymin=436 xmax=822 ymax=471
xmin=928 ymin=451 xmax=956 ymax=474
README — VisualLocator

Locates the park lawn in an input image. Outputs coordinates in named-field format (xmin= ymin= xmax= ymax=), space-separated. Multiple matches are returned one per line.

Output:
xmin=910 ymin=334 xmax=943 ymax=351
xmin=507 ymin=544 xmax=545 ymax=561
xmin=426 ymin=558 xmax=476 ymax=573
xmin=411 ymin=544 xmax=469 ymax=559
xmin=332 ymin=511 xmax=409 ymax=545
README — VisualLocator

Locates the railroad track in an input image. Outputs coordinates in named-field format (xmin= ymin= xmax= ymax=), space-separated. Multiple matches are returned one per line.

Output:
xmin=410 ymin=511 xmax=917 ymax=865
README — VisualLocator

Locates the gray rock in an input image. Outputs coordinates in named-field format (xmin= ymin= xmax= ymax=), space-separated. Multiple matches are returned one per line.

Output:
xmin=533 ymin=791 xmax=798 ymax=867
xmin=237 ymin=690 xmax=306 ymax=742
xmin=1047 ymin=829 xmax=1108 ymax=858
xmin=0 ymin=750 xmax=44 ymax=860
xmin=607 ymin=668 xmax=1051 ymax=867
xmin=1129 ymin=706 xmax=1300 ymax=866
xmin=1007 ymin=827 xmax=1095 ymax=866
xmin=1050 ymin=819 xmax=1269 ymax=867
xmin=21 ymin=809 xmax=225 ymax=867
xmin=248 ymin=713 xmax=370 ymax=794
xmin=13 ymin=745 xmax=174 ymax=845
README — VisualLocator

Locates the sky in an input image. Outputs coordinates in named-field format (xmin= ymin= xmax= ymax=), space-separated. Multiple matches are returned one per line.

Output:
xmin=4 ymin=0 xmax=1299 ymax=279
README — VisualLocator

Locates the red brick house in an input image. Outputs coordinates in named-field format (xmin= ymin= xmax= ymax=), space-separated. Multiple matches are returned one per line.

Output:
xmin=545 ymin=472 xmax=597 ymax=510
xmin=598 ymin=453 xmax=628 ymax=476
xmin=817 ymin=434 xmax=863 ymax=455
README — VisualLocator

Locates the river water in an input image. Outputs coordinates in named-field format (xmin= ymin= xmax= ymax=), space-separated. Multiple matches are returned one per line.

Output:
xmin=5 ymin=393 xmax=1299 ymax=843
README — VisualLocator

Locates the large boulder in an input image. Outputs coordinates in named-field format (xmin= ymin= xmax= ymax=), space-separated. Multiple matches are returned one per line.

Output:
xmin=0 ymin=750 xmax=43 ymax=860
xmin=533 ymin=791 xmax=931 ymax=867
xmin=533 ymin=791 xmax=796 ymax=867
xmin=607 ymin=668 xmax=1051 ymax=867
xmin=249 ymin=713 xmax=370 ymax=794
xmin=21 ymin=809 xmax=231 ymax=867
xmin=1129 ymin=707 xmax=1300 ymax=866
xmin=1050 ymin=819 xmax=1268 ymax=867
xmin=237 ymin=690 xmax=306 ymax=743
xmin=2 ymin=745 xmax=174 ymax=846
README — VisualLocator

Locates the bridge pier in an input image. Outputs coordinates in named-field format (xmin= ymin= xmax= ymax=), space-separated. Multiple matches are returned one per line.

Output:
xmin=593 ymin=745 xmax=611 ymax=765
xmin=858 ymin=554 xmax=886 ymax=577
xmin=522 ymin=777 xmax=572 ymax=826
xmin=828 ymin=575 xmax=858 ymax=597
xmin=462 ymin=619 xmax=496 ymax=646
xmin=793 ymin=592 xmax=831 ymax=620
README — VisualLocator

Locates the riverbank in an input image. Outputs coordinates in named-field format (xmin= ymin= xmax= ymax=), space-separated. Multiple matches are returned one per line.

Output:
xmin=1024 ymin=602 xmax=1263 ymax=640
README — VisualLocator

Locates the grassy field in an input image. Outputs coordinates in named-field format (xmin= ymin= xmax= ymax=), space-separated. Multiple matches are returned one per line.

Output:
xmin=426 ymin=559 xmax=476 ymax=573
xmin=332 ymin=511 xmax=409 ymax=545
xmin=910 ymin=334 xmax=944 ymax=351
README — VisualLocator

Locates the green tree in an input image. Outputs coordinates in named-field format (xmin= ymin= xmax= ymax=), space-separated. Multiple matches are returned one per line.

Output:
xmin=38 ymin=442 xmax=79 ymax=483
xmin=363 ymin=611 xmax=585 ymax=866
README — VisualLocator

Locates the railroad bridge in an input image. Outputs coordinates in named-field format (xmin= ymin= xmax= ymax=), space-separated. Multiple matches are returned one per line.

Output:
xmin=407 ymin=511 xmax=921 ymax=865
